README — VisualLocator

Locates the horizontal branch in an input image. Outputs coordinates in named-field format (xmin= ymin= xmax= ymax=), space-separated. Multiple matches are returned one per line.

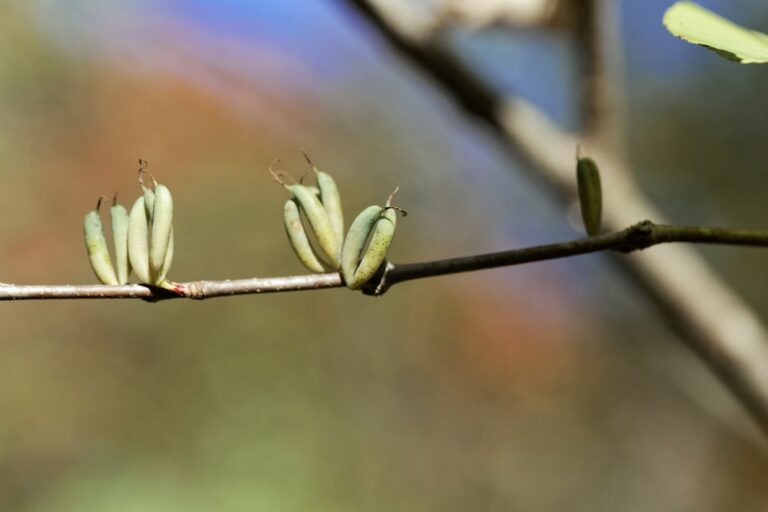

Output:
xmin=0 ymin=274 xmax=344 ymax=301
xmin=381 ymin=221 xmax=768 ymax=290
xmin=3 ymin=221 xmax=767 ymax=302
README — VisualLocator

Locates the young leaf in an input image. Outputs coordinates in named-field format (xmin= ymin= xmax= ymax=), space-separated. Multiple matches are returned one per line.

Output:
xmin=663 ymin=1 xmax=768 ymax=64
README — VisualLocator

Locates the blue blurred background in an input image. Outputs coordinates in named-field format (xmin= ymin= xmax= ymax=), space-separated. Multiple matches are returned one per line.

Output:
xmin=2 ymin=1 xmax=768 ymax=510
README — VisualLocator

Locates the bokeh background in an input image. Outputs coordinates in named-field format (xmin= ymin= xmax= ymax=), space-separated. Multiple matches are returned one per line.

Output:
xmin=2 ymin=1 xmax=768 ymax=510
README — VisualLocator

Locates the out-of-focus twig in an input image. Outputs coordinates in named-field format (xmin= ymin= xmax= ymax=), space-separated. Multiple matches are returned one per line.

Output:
xmin=438 ymin=0 xmax=560 ymax=28
xmin=572 ymin=0 xmax=626 ymax=153
xmin=338 ymin=0 xmax=768 ymax=438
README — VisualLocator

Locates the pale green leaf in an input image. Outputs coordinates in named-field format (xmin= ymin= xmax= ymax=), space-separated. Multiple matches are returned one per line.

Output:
xmin=663 ymin=1 xmax=768 ymax=63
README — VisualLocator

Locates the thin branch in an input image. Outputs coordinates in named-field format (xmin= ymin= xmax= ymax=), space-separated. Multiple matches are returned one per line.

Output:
xmin=383 ymin=222 xmax=768 ymax=289
xmin=0 ymin=274 xmax=343 ymax=301
xmin=4 ymin=221 xmax=768 ymax=301
xmin=573 ymin=0 xmax=626 ymax=151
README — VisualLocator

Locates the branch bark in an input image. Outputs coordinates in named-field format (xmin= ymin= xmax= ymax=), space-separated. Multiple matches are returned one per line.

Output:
xmin=4 ymin=221 xmax=768 ymax=300
xmin=337 ymin=0 xmax=768 ymax=438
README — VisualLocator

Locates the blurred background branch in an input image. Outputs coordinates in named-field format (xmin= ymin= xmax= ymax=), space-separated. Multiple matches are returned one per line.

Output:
xmin=572 ymin=0 xmax=626 ymax=153
xmin=340 ymin=0 xmax=768 ymax=438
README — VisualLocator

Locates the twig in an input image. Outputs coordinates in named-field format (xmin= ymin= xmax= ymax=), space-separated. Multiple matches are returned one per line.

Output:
xmin=3 ymin=221 xmax=768 ymax=302
xmin=573 ymin=0 xmax=626 ymax=152
xmin=0 ymin=274 xmax=343 ymax=301
xmin=337 ymin=0 xmax=768 ymax=438
xmin=383 ymin=222 xmax=768 ymax=290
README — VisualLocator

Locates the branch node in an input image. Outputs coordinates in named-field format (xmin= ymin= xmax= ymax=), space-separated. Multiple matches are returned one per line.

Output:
xmin=361 ymin=260 xmax=395 ymax=297
xmin=633 ymin=219 xmax=655 ymax=236
xmin=186 ymin=281 xmax=206 ymax=300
